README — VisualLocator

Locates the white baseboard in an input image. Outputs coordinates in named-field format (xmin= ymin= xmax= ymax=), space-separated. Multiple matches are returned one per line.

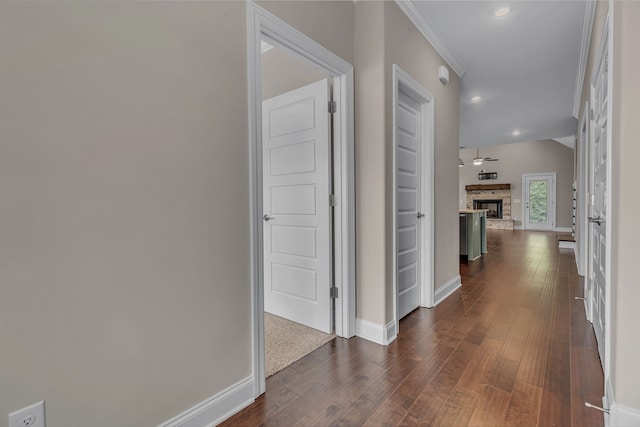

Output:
xmin=610 ymin=402 xmax=640 ymax=427
xmin=604 ymin=378 xmax=640 ymax=427
xmin=574 ymin=246 xmax=585 ymax=276
xmin=514 ymin=225 xmax=524 ymax=230
xmin=559 ymin=241 xmax=576 ymax=249
xmin=160 ymin=376 xmax=254 ymax=427
xmin=356 ymin=319 xmax=397 ymax=345
xmin=555 ymin=227 xmax=573 ymax=233
xmin=434 ymin=275 xmax=461 ymax=306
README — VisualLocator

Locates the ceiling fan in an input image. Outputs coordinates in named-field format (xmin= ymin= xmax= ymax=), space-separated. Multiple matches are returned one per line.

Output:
xmin=460 ymin=148 xmax=499 ymax=167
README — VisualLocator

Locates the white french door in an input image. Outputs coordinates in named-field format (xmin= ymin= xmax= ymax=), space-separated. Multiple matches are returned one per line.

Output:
xmin=523 ymin=173 xmax=556 ymax=231
xmin=262 ymin=79 xmax=333 ymax=333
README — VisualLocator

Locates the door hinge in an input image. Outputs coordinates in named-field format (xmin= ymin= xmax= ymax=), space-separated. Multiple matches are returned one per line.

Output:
xmin=330 ymin=286 xmax=339 ymax=299
xmin=329 ymin=101 xmax=337 ymax=114
xmin=329 ymin=194 xmax=337 ymax=207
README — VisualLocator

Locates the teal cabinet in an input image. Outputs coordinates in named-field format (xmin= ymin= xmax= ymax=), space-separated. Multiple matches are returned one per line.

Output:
xmin=460 ymin=210 xmax=487 ymax=261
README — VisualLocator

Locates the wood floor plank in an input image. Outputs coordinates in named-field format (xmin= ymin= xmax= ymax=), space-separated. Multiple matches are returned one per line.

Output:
xmin=503 ymin=381 xmax=543 ymax=427
xmin=467 ymin=384 xmax=511 ymax=427
xmin=457 ymin=337 xmax=504 ymax=393
xmin=432 ymin=387 xmax=480 ymax=427
xmin=223 ymin=231 xmax=604 ymax=427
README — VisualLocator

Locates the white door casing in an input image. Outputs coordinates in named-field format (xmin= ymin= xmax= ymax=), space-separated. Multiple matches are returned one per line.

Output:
xmin=262 ymin=79 xmax=332 ymax=333
xmin=248 ymin=2 xmax=356 ymax=397
xmin=392 ymin=65 xmax=435 ymax=335
xmin=522 ymin=173 xmax=556 ymax=231
xmin=588 ymin=20 xmax=609 ymax=366
xmin=579 ymin=102 xmax=592 ymax=320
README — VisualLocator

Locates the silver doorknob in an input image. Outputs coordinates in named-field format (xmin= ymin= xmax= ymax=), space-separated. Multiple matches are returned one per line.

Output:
xmin=263 ymin=214 xmax=274 ymax=222
xmin=588 ymin=216 xmax=604 ymax=226
xmin=417 ymin=212 xmax=425 ymax=219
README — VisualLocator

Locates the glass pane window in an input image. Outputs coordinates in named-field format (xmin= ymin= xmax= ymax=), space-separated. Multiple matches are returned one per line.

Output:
xmin=529 ymin=180 xmax=548 ymax=224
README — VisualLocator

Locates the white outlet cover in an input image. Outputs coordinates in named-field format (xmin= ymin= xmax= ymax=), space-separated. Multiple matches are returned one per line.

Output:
xmin=8 ymin=401 xmax=46 ymax=427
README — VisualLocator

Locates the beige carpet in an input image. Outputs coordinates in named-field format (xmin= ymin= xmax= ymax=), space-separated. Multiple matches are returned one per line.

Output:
xmin=265 ymin=313 xmax=335 ymax=377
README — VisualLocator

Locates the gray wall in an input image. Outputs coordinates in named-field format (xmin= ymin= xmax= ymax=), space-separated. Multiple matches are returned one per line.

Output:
xmin=384 ymin=2 xmax=461 ymax=303
xmin=0 ymin=1 xmax=357 ymax=426
xmin=459 ymin=140 xmax=574 ymax=228
xmin=612 ymin=0 xmax=640 ymax=412
xmin=261 ymin=46 xmax=328 ymax=100
xmin=354 ymin=1 xmax=462 ymax=325
xmin=0 ymin=2 xmax=251 ymax=426
xmin=0 ymin=0 xmax=468 ymax=423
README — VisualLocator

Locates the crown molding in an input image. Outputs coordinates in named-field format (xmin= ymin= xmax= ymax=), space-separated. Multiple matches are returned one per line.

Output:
xmin=394 ymin=0 xmax=466 ymax=78
xmin=572 ymin=0 xmax=597 ymax=118
xmin=553 ymin=135 xmax=576 ymax=150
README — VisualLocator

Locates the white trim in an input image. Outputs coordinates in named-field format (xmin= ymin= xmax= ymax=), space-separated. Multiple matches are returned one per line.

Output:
xmin=555 ymin=227 xmax=573 ymax=233
xmin=604 ymin=377 xmax=614 ymax=427
xmin=573 ymin=0 xmax=597 ymax=118
xmin=247 ymin=2 xmax=356 ymax=398
xmin=577 ymin=101 xmax=589 ymax=277
xmin=522 ymin=172 xmax=557 ymax=231
xmin=356 ymin=319 xmax=397 ymax=345
xmin=514 ymin=225 xmax=524 ymax=230
xmin=159 ymin=377 xmax=253 ymax=427
xmin=434 ymin=275 xmax=461 ymax=306
xmin=574 ymin=245 xmax=582 ymax=275
xmin=604 ymin=6 xmax=613 ymax=391
xmin=559 ymin=241 xmax=575 ymax=249
xmin=610 ymin=403 xmax=640 ymax=427
xmin=604 ymin=378 xmax=640 ymax=427
xmin=553 ymin=135 xmax=576 ymax=150
xmin=391 ymin=64 xmax=435 ymax=338
xmin=393 ymin=1 xmax=466 ymax=77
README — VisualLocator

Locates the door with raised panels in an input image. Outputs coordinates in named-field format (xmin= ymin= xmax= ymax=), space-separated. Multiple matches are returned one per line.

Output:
xmin=262 ymin=79 xmax=332 ymax=333
xmin=588 ymin=31 xmax=608 ymax=364
xmin=396 ymin=88 xmax=422 ymax=319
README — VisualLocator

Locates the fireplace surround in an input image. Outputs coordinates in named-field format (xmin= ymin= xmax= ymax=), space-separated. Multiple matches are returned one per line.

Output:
xmin=465 ymin=184 xmax=514 ymax=230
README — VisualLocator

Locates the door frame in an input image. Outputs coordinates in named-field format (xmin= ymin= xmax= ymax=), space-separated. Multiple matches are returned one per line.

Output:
xmin=247 ymin=3 xmax=356 ymax=397
xmin=521 ymin=172 xmax=556 ymax=231
xmin=391 ymin=65 xmax=435 ymax=337
xmin=587 ymin=10 xmax=613 ymax=392
xmin=578 ymin=101 xmax=591 ymax=319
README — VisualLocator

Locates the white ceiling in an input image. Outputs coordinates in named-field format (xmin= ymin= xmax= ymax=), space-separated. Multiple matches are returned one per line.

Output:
xmin=407 ymin=1 xmax=587 ymax=147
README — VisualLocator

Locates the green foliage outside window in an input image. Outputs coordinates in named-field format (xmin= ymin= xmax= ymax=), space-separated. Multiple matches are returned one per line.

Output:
xmin=529 ymin=180 xmax=548 ymax=224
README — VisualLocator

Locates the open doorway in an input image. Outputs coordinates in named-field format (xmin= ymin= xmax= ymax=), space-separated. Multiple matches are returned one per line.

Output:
xmin=247 ymin=3 xmax=356 ymax=397
xmin=260 ymin=42 xmax=335 ymax=377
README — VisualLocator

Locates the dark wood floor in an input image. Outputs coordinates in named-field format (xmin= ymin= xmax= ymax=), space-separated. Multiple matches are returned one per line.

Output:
xmin=222 ymin=231 xmax=604 ymax=426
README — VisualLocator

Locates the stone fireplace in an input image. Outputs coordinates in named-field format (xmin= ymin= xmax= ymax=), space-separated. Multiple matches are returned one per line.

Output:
xmin=465 ymin=184 xmax=514 ymax=230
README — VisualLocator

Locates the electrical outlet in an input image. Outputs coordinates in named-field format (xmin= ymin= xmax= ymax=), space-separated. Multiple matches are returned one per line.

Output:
xmin=8 ymin=401 xmax=46 ymax=427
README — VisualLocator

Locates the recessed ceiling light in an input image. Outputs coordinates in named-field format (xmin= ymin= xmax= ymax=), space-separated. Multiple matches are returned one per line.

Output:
xmin=471 ymin=96 xmax=482 ymax=103
xmin=495 ymin=7 xmax=511 ymax=18
xmin=512 ymin=130 xmax=521 ymax=136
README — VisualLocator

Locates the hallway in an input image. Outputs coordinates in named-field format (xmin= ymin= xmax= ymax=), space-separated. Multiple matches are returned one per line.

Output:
xmin=222 ymin=230 xmax=604 ymax=426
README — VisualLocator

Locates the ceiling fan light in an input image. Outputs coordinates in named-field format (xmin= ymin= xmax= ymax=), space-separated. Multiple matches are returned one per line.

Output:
xmin=473 ymin=158 xmax=483 ymax=166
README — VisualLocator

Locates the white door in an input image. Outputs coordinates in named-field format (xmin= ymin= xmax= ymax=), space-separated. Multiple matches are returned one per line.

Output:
xmin=396 ymin=88 xmax=422 ymax=319
xmin=523 ymin=173 xmax=556 ymax=231
xmin=588 ymin=36 xmax=608 ymax=364
xmin=262 ymin=79 xmax=332 ymax=333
